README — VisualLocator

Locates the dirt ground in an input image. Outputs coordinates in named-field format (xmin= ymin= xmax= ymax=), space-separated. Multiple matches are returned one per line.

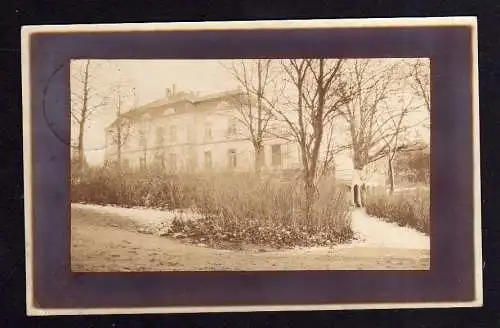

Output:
xmin=71 ymin=206 xmax=430 ymax=271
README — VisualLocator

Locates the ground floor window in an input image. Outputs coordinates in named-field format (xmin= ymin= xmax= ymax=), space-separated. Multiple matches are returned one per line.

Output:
xmin=204 ymin=151 xmax=212 ymax=169
xmin=139 ymin=157 xmax=146 ymax=170
xmin=227 ymin=149 xmax=237 ymax=169
xmin=271 ymin=144 xmax=282 ymax=166
xmin=188 ymin=150 xmax=197 ymax=171
xmin=154 ymin=152 xmax=165 ymax=170
xmin=122 ymin=158 xmax=130 ymax=170
xmin=168 ymin=153 xmax=177 ymax=172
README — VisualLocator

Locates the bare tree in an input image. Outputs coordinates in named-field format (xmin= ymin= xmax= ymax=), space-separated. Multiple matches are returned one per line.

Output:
xmin=70 ymin=60 xmax=108 ymax=176
xmin=317 ymin=115 xmax=351 ymax=177
xmin=273 ymin=58 xmax=350 ymax=219
xmin=223 ymin=59 xmax=280 ymax=173
xmin=106 ymin=80 xmax=137 ymax=172
xmin=408 ymin=58 xmax=431 ymax=113
xmin=378 ymin=95 xmax=422 ymax=193
xmin=339 ymin=59 xmax=414 ymax=175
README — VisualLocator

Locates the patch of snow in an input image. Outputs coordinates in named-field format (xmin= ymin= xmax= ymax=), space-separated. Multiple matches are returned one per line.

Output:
xmin=288 ymin=209 xmax=430 ymax=254
xmin=349 ymin=209 xmax=430 ymax=250
xmin=287 ymin=246 xmax=335 ymax=255
xmin=393 ymin=186 xmax=429 ymax=193
xmin=72 ymin=203 xmax=202 ymax=226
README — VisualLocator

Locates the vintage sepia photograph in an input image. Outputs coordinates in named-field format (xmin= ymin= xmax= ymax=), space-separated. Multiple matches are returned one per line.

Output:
xmin=70 ymin=58 xmax=431 ymax=272
xmin=23 ymin=17 xmax=480 ymax=315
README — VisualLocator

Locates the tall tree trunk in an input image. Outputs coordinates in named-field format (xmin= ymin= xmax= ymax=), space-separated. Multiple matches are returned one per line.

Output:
xmin=77 ymin=119 xmax=85 ymax=177
xmin=304 ymin=173 xmax=315 ymax=223
xmin=352 ymin=143 xmax=366 ymax=171
xmin=388 ymin=155 xmax=395 ymax=194
xmin=115 ymin=92 xmax=123 ymax=172
xmin=77 ymin=60 xmax=90 ymax=178
xmin=116 ymin=120 xmax=122 ymax=172
xmin=254 ymin=143 xmax=264 ymax=174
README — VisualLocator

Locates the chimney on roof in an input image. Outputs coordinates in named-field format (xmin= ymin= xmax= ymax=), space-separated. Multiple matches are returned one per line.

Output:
xmin=172 ymin=84 xmax=176 ymax=96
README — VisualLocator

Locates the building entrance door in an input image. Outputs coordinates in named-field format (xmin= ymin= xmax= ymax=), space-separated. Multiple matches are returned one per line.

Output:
xmin=353 ymin=184 xmax=361 ymax=207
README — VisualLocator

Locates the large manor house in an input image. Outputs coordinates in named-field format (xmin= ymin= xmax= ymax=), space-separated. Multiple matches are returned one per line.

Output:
xmin=103 ymin=86 xmax=387 ymax=204
xmin=104 ymin=87 xmax=301 ymax=174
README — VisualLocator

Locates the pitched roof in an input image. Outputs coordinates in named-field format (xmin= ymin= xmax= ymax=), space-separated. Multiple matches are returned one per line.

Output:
xmin=127 ymin=89 xmax=242 ymax=115
xmin=122 ymin=91 xmax=196 ymax=117
xmin=106 ymin=89 xmax=243 ymax=130
xmin=192 ymin=89 xmax=242 ymax=103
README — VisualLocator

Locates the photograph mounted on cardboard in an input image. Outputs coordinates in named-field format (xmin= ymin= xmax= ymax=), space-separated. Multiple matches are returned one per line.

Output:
xmin=22 ymin=17 xmax=481 ymax=315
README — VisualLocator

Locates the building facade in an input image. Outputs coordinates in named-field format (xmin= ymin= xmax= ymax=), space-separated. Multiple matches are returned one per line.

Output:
xmin=104 ymin=90 xmax=301 ymax=174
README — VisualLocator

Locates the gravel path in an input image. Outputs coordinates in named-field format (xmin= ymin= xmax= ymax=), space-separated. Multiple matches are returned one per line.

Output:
xmin=71 ymin=204 xmax=430 ymax=271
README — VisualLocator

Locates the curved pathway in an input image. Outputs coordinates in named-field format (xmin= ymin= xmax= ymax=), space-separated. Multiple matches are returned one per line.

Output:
xmin=347 ymin=208 xmax=430 ymax=250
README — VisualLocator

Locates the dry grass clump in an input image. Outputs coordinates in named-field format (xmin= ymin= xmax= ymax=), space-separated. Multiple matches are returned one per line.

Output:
xmin=364 ymin=188 xmax=430 ymax=234
xmin=72 ymin=168 xmax=353 ymax=248
xmin=168 ymin=174 xmax=353 ymax=248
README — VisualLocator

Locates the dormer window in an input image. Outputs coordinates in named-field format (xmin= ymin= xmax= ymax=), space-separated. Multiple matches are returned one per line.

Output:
xmin=216 ymin=101 xmax=229 ymax=110
xmin=163 ymin=108 xmax=175 ymax=116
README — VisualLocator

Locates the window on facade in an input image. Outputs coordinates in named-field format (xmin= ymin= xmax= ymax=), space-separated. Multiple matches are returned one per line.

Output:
xmin=155 ymin=126 xmax=164 ymax=146
xmin=168 ymin=153 xmax=177 ymax=172
xmin=123 ymin=137 xmax=130 ymax=150
xmin=204 ymin=123 xmax=212 ymax=141
xmin=169 ymin=125 xmax=177 ymax=143
xmin=188 ymin=151 xmax=197 ymax=171
xmin=217 ymin=101 xmax=229 ymax=110
xmin=154 ymin=152 xmax=165 ymax=170
xmin=186 ymin=125 xmax=193 ymax=143
xmin=139 ymin=157 xmax=146 ymax=170
xmin=271 ymin=144 xmax=282 ymax=166
xmin=138 ymin=129 xmax=147 ymax=149
xmin=204 ymin=151 xmax=212 ymax=169
xmin=122 ymin=158 xmax=130 ymax=170
xmin=227 ymin=149 xmax=237 ymax=169
xmin=227 ymin=118 xmax=237 ymax=136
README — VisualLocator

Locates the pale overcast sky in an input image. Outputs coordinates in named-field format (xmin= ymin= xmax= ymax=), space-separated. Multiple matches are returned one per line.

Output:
xmin=111 ymin=59 xmax=240 ymax=105
xmin=71 ymin=59 xmax=429 ymax=166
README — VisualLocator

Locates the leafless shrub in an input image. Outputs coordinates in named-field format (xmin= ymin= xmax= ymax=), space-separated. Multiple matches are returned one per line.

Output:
xmin=364 ymin=188 xmax=430 ymax=234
